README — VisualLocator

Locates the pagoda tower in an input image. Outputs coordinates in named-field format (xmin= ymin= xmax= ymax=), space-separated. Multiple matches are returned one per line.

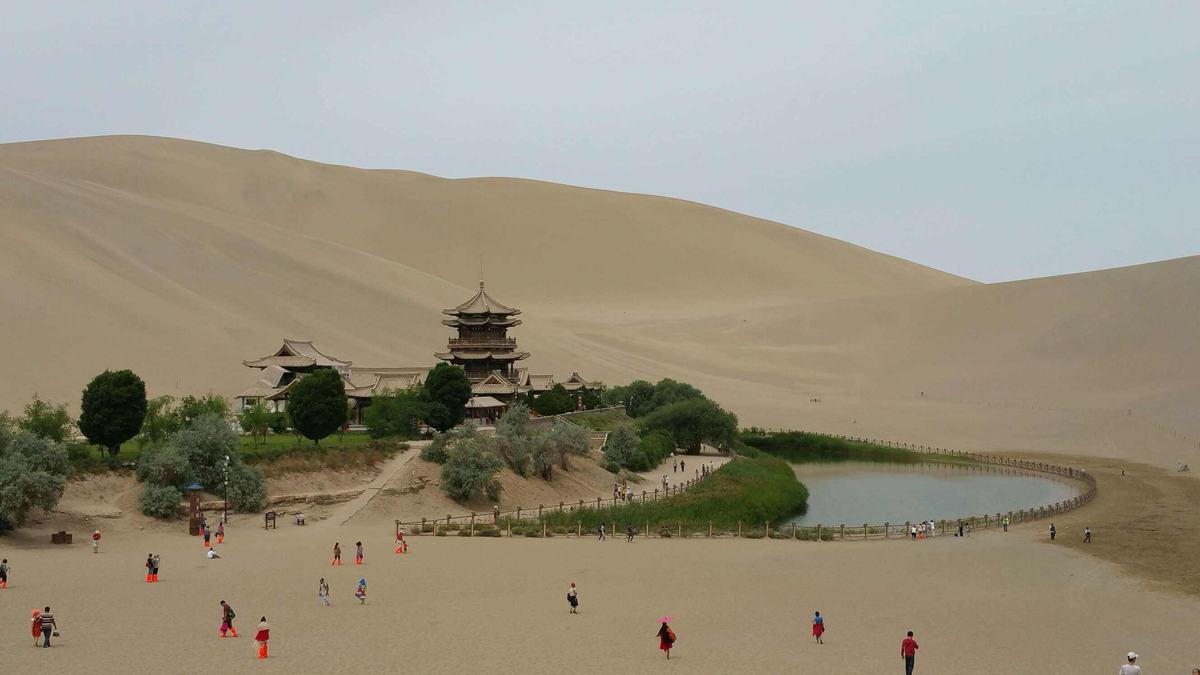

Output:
xmin=435 ymin=282 xmax=530 ymax=382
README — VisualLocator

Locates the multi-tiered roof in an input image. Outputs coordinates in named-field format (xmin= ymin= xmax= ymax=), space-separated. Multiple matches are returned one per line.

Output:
xmin=435 ymin=282 xmax=530 ymax=381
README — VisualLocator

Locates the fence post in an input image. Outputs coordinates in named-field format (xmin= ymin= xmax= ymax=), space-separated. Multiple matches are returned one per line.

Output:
xmin=507 ymin=520 xmax=512 ymax=537
xmin=433 ymin=522 xmax=438 ymax=536
xmin=542 ymin=521 xmax=547 ymax=538
xmin=596 ymin=497 xmax=601 ymax=509
xmin=645 ymin=520 xmax=649 ymax=538
xmin=678 ymin=521 xmax=682 ymax=538
xmin=766 ymin=521 xmax=770 ymax=538
xmin=421 ymin=517 xmax=426 ymax=533
xmin=642 ymin=491 xmax=646 ymax=503
xmin=539 ymin=505 xmax=544 ymax=519
xmin=578 ymin=499 xmax=584 ymax=511
xmin=738 ymin=521 xmax=742 ymax=537
xmin=470 ymin=512 xmax=475 ymax=536
xmin=516 ymin=507 xmax=521 ymax=521
xmin=654 ymin=488 xmax=659 ymax=500
xmin=559 ymin=501 xmax=564 ymax=513
xmin=840 ymin=524 xmax=845 ymax=540
xmin=792 ymin=524 xmax=797 ymax=540
xmin=577 ymin=522 xmax=581 ymax=537
xmin=864 ymin=523 xmax=868 ymax=540
xmin=446 ymin=514 xmax=451 ymax=527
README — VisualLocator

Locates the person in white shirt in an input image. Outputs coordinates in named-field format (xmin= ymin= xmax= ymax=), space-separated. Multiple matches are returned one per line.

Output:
xmin=207 ymin=547 xmax=221 ymax=559
xmin=1119 ymin=651 xmax=1141 ymax=675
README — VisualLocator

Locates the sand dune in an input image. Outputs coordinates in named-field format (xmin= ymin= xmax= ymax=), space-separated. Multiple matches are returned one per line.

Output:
xmin=1 ymin=135 xmax=1198 ymax=472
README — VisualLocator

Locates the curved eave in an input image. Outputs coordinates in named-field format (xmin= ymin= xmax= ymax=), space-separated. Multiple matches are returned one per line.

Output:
xmin=442 ymin=317 xmax=522 ymax=327
xmin=435 ymin=351 xmax=530 ymax=361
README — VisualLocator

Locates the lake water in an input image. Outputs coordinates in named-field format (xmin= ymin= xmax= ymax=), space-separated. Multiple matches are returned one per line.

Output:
xmin=784 ymin=461 xmax=1082 ymax=526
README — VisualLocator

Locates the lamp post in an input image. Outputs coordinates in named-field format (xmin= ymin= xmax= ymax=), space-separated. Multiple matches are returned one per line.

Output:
xmin=222 ymin=454 xmax=231 ymax=524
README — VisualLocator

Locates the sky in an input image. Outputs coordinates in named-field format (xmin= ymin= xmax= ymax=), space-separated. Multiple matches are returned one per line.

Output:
xmin=2 ymin=2 xmax=1197 ymax=282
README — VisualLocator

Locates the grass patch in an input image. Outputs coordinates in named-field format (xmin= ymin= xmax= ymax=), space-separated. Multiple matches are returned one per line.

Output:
xmin=539 ymin=446 xmax=808 ymax=531
xmin=739 ymin=430 xmax=974 ymax=465
xmin=558 ymin=408 xmax=632 ymax=432
xmin=72 ymin=431 xmax=385 ymax=470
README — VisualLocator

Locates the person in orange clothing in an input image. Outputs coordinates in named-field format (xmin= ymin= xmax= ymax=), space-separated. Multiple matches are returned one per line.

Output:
xmin=216 ymin=521 xmax=225 ymax=544
xmin=203 ymin=526 xmax=212 ymax=548
xmin=254 ymin=617 xmax=270 ymax=659
xmin=219 ymin=600 xmax=239 ymax=638
xmin=332 ymin=542 xmax=342 ymax=566
xmin=355 ymin=541 xmax=364 ymax=565
xmin=145 ymin=554 xmax=155 ymax=583
xmin=395 ymin=529 xmax=406 ymax=554
xmin=31 ymin=609 xmax=42 ymax=646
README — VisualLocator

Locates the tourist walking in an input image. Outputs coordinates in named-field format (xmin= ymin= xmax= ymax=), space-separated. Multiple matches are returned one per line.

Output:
xmin=1002 ymin=515 xmax=1010 ymax=532
xmin=812 ymin=611 xmax=825 ymax=644
xmin=255 ymin=617 xmax=271 ymax=659
xmin=318 ymin=578 xmax=330 ymax=607
xmin=38 ymin=606 xmax=57 ymax=647
xmin=1119 ymin=651 xmax=1141 ymax=674
xmin=355 ymin=578 xmax=367 ymax=604
xmin=92 ymin=529 xmax=101 ymax=553
xmin=680 ymin=460 xmax=685 ymax=473
xmin=203 ymin=526 xmax=212 ymax=548
xmin=493 ymin=505 xmax=500 ymax=524
xmin=673 ymin=458 xmax=678 ymax=473
xmin=567 ymin=582 xmax=578 ymax=614
xmin=598 ymin=523 xmax=606 ymax=541
xmin=355 ymin=541 xmax=364 ymax=565
xmin=395 ymin=528 xmax=407 ymax=554
xmin=0 ymin=557 xmax=9 ymax=588
xmin=31 ymin=609 xmax=42 ymax=646
xmin=219 ymin=600 xmax=238 ymax=638
xmin=656 ymin=618 xmax=676 ymax=659
xmin=900 ymin=630 xmax=919 ymax=674
xmin=957 ymin=520 xmax=964 ymax=537
xmin=1049 ymin=523 xmax=1056 ymax=541
xmin=910 ymin=524 xmax=917 ymax=540
xmin=145 ymin=554 xmax=155 ymax=583
xmin=152 ymin=553 xmax=161 ymax=580
xmin=1083 ymin=527 xmax=1092 ymax=543
xmin=216 ymin=521 xmax=225 ymax=544
xmin=332 ymin=542 xmax=342 ymax=566
xmin=626 ymin=523 xmax=635 ymax=542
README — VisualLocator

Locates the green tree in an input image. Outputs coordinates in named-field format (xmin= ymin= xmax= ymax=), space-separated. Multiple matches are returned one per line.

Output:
xmin=177 ymin=394 xmax=230 ymax=428
xmin=578 ymin=384 xmax=604 ymax=410
xmin=18 ymin=396 xmax=73 ymax=443
xmin=136 ymin=444 xmax=192 ymax=489
xmin=532 ymin=384 xmax=575 ymax=416
xmin=650 ymin=378 xmax=706 ymax=411
xmin=603 ymin=424 xmax=640 ymax=467
xmin=639 ymin=397 xmax=738 ymax=453
xmin=171 ymin=413 xmax=238 ymax=490
xmin=0 ymin=431 xmax=70 ymax=527
xmin=238 ymin=401 xmax=273 ymax=448
xmin=79 ymin=369 xmax=148 ymax=456
xmin=606 ymin=380 xmax=656 ymax=417
xmin=530 ymin=433 xmax=557 ymax=480
xmin=422 ymin=363 xmax=472 ymax=432
xmin=138 ymin=395 xmax=179 ymax=450
xmin=547 ymin=422 xmax=589 ymax=471
xmin=364 ymin=388 xmax=426 ymax=439
xmin=440 ymin=436 xmax=503 ymax=502
xmin=494 ymin=403 xmax=532 ymax=476
xmin=286 ymin=368 xmax=348 ymax=444
xmin=225 ymin=461 xmax=267 ymax=512
xmin=139 ymin=485 xmax=184 ymax=518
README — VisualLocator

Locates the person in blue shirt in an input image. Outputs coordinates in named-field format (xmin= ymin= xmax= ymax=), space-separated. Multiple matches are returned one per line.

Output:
xmin=812 ymin=611 xmax=825 ymax=644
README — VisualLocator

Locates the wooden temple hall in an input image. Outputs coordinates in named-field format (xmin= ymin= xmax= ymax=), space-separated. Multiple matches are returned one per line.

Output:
xmin=235 ymin=283 xmax=594 ymax=424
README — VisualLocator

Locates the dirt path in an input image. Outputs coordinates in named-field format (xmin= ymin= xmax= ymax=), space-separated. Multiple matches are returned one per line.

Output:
xmin=323 ymin=444 xmax=425 ymax=526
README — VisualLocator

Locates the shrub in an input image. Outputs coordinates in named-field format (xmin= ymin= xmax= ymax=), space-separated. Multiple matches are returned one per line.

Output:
xmin=237 ymin=401 xmax=272 ymax=448
xmin=172 ymin=414 xmax=238 ymax=490
xmin=440 ymin=438 xmax=503 ymax=502
xmin=139 ymin=484 xmax=184 ymax=518
xmin=138 ymin=395 xmax=179 ymax=450
xmin=136 ymin=445 xmax=192 ymax=489
xmin=286 ymin=369 xmax=348 ymax=444
xmin=494 ymin=404 xmax=532 ymax=476
xmin=79 ymin=369 xmax=148 ymax=456
xmin=604 ymin=459 xmax=620 ymax=474
xmin=225 ymin=461 xmax=267 ymax=512
xmin=477 ymin=527 xmax=502 ymax=537
xmin=364 ymin=388 xmax=426 ymax=439
xmin=422 ymin=426 xmax=476 ymax=464
xmin=604 ymin=424 xmax=639 ymax=467
xmin=19 ymin=396 xmax=73 ymax=443
xmin=0 ymin=431 xmax=70 ymax=526
xmin=269 ymin=412 xmax=288 ymax=435
xmin=604 ymin=380 xmax=655 ymax=416
xmin=176 ymin=394 xmax=230 ymax=427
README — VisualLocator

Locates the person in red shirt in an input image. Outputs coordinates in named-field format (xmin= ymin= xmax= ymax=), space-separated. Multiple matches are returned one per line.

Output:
xmin=900 ymin=631 xmax=919 ymax=674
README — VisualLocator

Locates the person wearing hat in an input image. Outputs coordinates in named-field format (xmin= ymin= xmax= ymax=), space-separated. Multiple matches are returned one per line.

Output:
xmin=1119 ymin=652 xmax=1141 ymax=674
xmin=91 ymin=529 xmax=101 ymax=553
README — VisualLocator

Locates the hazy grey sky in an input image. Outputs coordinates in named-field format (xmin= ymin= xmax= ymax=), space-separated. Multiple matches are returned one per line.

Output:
xmin=3 ymin=2 xmax=1197 ymax=281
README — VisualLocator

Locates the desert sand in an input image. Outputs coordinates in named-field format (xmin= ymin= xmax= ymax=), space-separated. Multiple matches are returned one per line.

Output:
xmin=2 ymin=135 xmax=1199 ymax=671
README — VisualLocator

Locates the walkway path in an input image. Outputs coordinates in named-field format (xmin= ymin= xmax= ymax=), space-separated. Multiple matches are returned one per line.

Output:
xmin=634 ymin=446 xmax=732 ymax=488
xmin=324 ymin=443 xmax=426 ymax=526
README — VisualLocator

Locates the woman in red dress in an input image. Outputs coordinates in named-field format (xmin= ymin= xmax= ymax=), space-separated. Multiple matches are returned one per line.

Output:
xmin=812 ymin=611 xmax=825 ymax=644
xmin=254 ymin=617 xmax=270 ymax=659
xmin=656 ymin=618 xmax=676 ymax=659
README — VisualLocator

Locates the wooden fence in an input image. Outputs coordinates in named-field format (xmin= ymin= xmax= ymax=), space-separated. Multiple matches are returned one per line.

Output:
xmin=395 ymin=431 xmax=1098 ymax=541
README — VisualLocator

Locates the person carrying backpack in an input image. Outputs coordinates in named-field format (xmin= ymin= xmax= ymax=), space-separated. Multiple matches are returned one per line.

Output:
xmin=656 ymin=618 xmax=676 ymax=659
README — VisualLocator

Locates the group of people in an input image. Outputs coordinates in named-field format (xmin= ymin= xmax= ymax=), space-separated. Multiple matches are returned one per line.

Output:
xmin=612 ymin=481 xmax=634 ymax=502
xmin=564 ymin=582 xmax=677 ymax=660
xmin=908 ymin=520 xmax=938 ymax=539
xmin=216 ymin=601 xmax=271 ymax=659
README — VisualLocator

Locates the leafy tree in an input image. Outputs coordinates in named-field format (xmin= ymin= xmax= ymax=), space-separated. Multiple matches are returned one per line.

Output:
xmin=421 ymin=425 xmax=477 ymax=464
xmin=0 ymin=431 xmax=70 ymax=526
xmin=171 ymin=413 xmax=239 ymax=490
xmin=639 ymin=397 xmax=738 ymax=453
xmin=650 ymin=378 xmax=706 ymax=410
xmin=530 ymin=434 xmax=557 ymax=480
xmin=494 ymin=403 xmax=532 ymax=476
xmin=532 ymin=384 xmax=575 ymax=416
xmin=286 ymin=368 xmax=348 ymax=444
xmin=18 ymin=396 xmax=73 ymax=443
xmin=606 ymin=380 xmax=656 ymax=417
xmin=237 ymin=401 xmax=273 ymax=448
xmin=139 ymin=484 xmax=184 ymax=518
xmin=604 ymin=424 xmax=640 ymax=467
xmin=79 ymin=369 xmax=148 ymax=456
xmin=637 ymin=430 xmax=676 ymax=469
xmin=579 ymin=384 xmax=604 ymax=410
xmin=422 ymin=363 xmax=472 ymax=432
xmin=136 ymin=444 xmax=192 ymax=489
xmin=138 ymin=395 xmax=179 ymax=450
xmin=177 ymin=394 xmax=230 ymax=428
xmin=440 ymin=437 xmax=503 ymax=502
xmin=225 ymin=461 xmax=267 ymax=512
xmin=364 ymin=388 xmax=426 ymax=439
xmin=547 ymin=422 xmax=589 ymax=471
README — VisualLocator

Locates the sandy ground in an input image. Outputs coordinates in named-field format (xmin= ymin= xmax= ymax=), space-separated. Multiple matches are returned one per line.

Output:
xmin=0 ymin=513 xmax=1197 ymax=674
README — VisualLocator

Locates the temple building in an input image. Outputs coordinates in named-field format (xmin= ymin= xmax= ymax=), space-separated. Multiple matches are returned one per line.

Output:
xmin=235 ymin=283 xmax=596 ymax=425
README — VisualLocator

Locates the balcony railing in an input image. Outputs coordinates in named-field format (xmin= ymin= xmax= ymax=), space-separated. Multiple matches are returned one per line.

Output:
xmin=447 ymin=337 xmax=518 ymax=347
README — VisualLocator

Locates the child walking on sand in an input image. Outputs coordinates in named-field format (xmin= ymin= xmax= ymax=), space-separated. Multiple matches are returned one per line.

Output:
xmin=255 ymin=617 xmax=270 ymax=659
xmin=92 ymin=529 xmax=101 ymax=553
xmin=395 ymin=529 xmax=407 ymax=554
xmin=332 ymin=542 xmax=342 ymax=566
xmin=812 ymin=611 xmax=825 ymax=644
xmin=355 ymin=541 xmax=364 ymax=565
xmin=355 ymin=578 xmax=367 ymax=604
xmin=567 ymin=582 xmax=579 ymax=614
xmin=319 ymin=578 xmax=330 ymax=607
xmin=216 ymin=522 xmax=225 ymax=544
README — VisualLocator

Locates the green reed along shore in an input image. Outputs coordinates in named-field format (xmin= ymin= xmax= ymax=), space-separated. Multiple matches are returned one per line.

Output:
xmin=533 ymin=445 xmax=808 ymax=533
xmin=739 ymin=429 xmax=976 ymax=465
